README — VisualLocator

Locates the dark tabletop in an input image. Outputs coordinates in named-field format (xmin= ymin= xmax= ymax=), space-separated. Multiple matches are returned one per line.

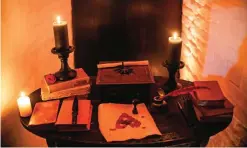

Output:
xmin=20 ymin=76 xmax=231 ymax=147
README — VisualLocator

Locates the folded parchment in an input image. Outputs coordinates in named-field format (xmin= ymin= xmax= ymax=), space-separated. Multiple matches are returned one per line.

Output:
xmin=98 ymin=103 xmax=161 ymax=142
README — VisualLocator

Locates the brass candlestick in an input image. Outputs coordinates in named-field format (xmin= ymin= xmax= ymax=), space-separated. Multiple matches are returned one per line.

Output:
xmin=51 ymin=46 xmax=77 ymax=81
xmin=162 ymin=60 xmax=185 ymax=93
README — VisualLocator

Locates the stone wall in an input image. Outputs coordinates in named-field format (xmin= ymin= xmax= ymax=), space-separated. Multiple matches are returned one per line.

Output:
xmin=181 ymin=0 xmax=247 ymax=146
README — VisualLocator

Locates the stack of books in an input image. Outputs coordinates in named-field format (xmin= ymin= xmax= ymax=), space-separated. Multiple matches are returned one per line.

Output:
xmin=41 ymin=68 xmax=91 ymax=101
xmin=29 ymin=96 xmax=93 ymax=131
xmin=191 ymin=81 xmax=234 ymax=123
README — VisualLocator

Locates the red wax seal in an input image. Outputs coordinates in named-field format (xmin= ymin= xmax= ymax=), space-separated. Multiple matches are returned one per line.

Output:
xmin=115 ymin=113 xmax=141 ymax=129
xmin=45 ymin=74 xmax=57 ymax=85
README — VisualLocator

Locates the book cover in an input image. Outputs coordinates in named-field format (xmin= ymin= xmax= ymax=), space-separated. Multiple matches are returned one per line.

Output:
xmin=194 ymin=81 xmax=226 ymax=107
xmin=28 ymin=100 xmax=60 ymax=129
xmin=190 ymin=92 xmax=233 ymax=117
xmin=41 ymin=83 xmax=91 ymax=101
xmin=44 ymin=68 xmax=90 ymax=93
xmin=55 ymin=97 xmax=93 ymax=131
xmin=193 ymin=105 xmax=232 ymax=123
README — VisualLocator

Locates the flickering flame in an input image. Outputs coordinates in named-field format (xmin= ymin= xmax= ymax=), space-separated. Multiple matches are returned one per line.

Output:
xmin=20 ymin=91 xmax=25 ymax=97
xmin=173 ymin=32 xmax=178 ymax=39
xmin=56 ymin=16 xmax=61 ymax=24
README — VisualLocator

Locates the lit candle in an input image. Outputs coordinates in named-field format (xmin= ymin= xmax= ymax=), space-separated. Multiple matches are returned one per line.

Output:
xmin=17 ymin=92 xmax=32 ymax=117
xmin=167 ymin=32 xmax=182 ymax=65
xmin=53 ymin=16 xmax=69 ymax=50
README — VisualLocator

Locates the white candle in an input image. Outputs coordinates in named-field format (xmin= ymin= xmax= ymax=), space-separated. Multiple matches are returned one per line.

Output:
xmin=167 ymin=32 xmax=182 ymax=65
xmin=17 ymin=92 xmax=32 ymax=117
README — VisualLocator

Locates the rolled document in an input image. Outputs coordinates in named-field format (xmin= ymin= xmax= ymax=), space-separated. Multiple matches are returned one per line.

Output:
xmin=97 ymin=60 xmax=149 ymax=69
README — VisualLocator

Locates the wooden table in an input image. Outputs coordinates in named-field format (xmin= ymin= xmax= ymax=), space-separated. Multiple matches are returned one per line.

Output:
xmin=20 ymin=76 xmax=231 ymax=147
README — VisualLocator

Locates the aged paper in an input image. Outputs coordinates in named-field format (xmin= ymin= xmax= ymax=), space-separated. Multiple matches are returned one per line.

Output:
xmin=98 ymin=103 xmax=161 ymax=142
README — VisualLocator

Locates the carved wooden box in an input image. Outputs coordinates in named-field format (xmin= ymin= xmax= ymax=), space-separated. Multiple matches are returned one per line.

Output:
xmin=96 ymin=61 xmax=155 ymax=105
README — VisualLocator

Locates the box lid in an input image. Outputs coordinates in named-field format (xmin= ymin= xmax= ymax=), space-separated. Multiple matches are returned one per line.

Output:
xmin=96 ymin=60 xmax=155 ymax=85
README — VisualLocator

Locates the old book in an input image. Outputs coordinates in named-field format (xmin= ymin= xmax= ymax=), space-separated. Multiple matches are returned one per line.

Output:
xmin=41 ymin=82 xmax=91 ymax=101
xmin=28 ymin=100 xmax=60 ymax=130
xmin=194 ymin=81 xmax=226 ymax=107
xmin=44 ymin=68 xmax=90 ymax=93
xmin=193 ymin=105 xmax=232 ymax=123
xmin=190 ymin=92 xmax=233 ymax=117
xmin=55 ymin=97 xmax=93 ymax=132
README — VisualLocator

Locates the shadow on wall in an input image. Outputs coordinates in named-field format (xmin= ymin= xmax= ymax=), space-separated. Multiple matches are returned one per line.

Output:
xmin=72 ymin=0 xmax=182 ymax=76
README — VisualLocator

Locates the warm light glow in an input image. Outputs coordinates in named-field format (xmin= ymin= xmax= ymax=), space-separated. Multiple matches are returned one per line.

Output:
xmin=20 ymin=91 xmax=25 ymax=97
xmin=169 ymin=32 xmax=182 ymax=43
xmin=17 ymin=92 xmax=32 ymax=117
xmin=173 ymin=32 xmax=178 ymax=39
xmin=56 ymin=16 xmax=61 ymax=24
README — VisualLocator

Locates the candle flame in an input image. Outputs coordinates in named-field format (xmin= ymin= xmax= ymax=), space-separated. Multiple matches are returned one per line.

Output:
xmin=20 ymin=92 xmax=25 ymax=97
xmin=56 ymin=16 xmax=61 ymax=24
xmin=173 ymin=32 xmax=178 ymax=39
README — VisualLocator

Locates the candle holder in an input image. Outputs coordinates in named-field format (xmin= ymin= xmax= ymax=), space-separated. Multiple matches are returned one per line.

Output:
xmin=51 ymin=46 xmax=77 ymax=81
xmin=162 ymin=60 xmax=185 ymax=93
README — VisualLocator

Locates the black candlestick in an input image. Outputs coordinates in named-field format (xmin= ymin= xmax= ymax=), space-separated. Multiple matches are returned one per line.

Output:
xmin=162 ymin=60 xmax=184 ymax=93
xmin=51 ymin=46 xmax=77 ymax=81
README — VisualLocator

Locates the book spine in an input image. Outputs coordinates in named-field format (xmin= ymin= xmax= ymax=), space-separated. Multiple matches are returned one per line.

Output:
xmin=41 ymin=84 xmax=90 ymax=101
xmin=48 ymin=78 xmax=90 ymax=93
xmin=197 ymin=101 xmax=225 ymax=108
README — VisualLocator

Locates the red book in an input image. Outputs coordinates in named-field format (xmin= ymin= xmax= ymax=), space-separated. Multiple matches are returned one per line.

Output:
xmin=55 ymin=97 xmax=93 ymax=131
xmin=190 ymin=92 xmax=233 ymax=120
xmin=193 ymin=105 xmax=232 ymax=123
xmin=29 ymin=100 xmax=60 ymax=130
xmin=194 ymin=81 xmax=226 ymax=107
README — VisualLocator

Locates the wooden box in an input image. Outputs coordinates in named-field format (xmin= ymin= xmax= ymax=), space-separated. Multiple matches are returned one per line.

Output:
xmin=96 ymin=61 xmax=155 ymax=105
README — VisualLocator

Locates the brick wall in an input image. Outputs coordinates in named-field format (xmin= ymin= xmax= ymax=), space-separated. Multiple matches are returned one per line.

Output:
xmin=181 ymin=0 xmax=247 ymax=146
xmin=1 ymin=0 xmax=73 ymax=146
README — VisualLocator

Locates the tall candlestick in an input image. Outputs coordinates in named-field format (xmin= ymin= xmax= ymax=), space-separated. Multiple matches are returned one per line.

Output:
xmin=53 ymin=16 xmax=69 ymax=50
xmin=167 ymin=32 xmax=182 ymax=65
xmin=17 ymin=92 xmax=32 ymax=117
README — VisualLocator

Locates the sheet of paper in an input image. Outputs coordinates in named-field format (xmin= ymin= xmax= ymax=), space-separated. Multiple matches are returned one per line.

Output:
xmin=98 ymin=103 xmax=161 ymax=142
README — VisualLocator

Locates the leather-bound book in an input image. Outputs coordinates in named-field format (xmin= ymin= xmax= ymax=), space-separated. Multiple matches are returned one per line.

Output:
xmin=194 ymin=102 xmax=233 ymax=117
xmin=190 ymin=92 xmax=233 ymax=123
xmin=44 ymin=68 xmax=90 ymax=93
xmin=194 ymin=81 xmax=226 ymax=107
xmin=28 ymin=100 xmax=60 ymax=130
xmin=55 ymin=97 xmax=93 ymax=131
xmin=193 ymin=105 xmax=232 ymax=123
xmin=41 ymin=83 xmax=90 ymax=101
